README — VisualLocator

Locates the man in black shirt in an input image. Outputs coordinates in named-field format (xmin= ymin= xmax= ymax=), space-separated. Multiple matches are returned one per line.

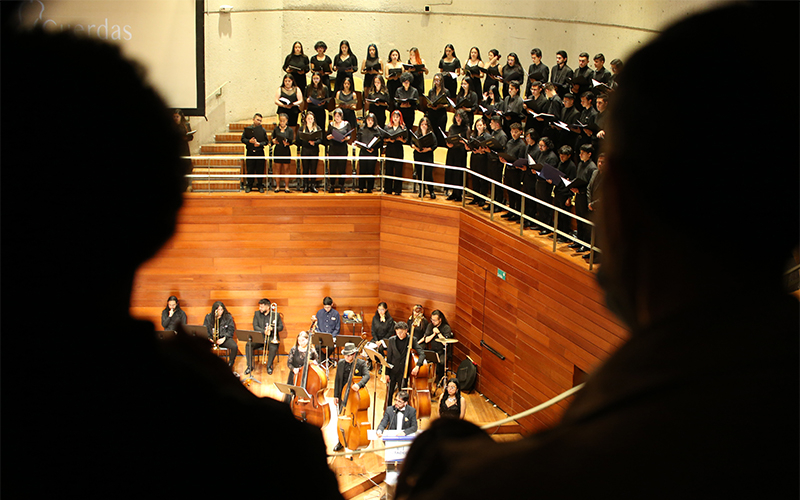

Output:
xmin=500 ymin=123 xmax=526 ymax=222
xmin=241 ymin=113 xmax=268 ymax=193
xmin=247 ymin=298 xmax=285 ymax=375
xmin=525 ymin=48 xmax=549 ymax=98
xmin=521 ymin=129 xmax=540 ymax=229
xmin=384 ymin=321 xmax=426 ymax=408
xmin=572 ymin=92 xmax=597 ymax=157
xmin=591 ymin=53 xmax=612 ymax=85
xmin=567 ymin=144 xmax=597 ymax=253
xmin=553 ymin=145 xmax=577 ymax=243
xmin=483 ymin=116 xmax=508 ymax=212
xmin=550 ymin=50 xmax=573 ymax=97
xmin=572 ymin=52 xmax=593 ymax=97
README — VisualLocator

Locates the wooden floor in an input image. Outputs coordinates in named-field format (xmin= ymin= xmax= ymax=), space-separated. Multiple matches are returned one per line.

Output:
xmin=234 ymin=350 xmax=521 ymax=499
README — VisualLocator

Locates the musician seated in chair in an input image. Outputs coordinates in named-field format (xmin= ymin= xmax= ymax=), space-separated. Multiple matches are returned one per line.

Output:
xmin=203 ymin=301 xmax=238 ymax=372
xmin=332 ymin=342 xmax=371 ymax=451
xmin=376 ymin=391 xmax=418 ymax=438
xmin=312 ymin=296 xmax=340 ymax=361
xmin=422 ymin=309 xmax=453 ymax=385
xmin=247 ymin=298 xmax=284 ymax=375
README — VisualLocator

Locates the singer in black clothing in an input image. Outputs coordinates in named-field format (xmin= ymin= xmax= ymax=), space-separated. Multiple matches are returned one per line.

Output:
xmin=445 ymin=109 xmax=470 ymax=202
xmin=501 ymin=53 xmax=523 ymax=99
xmin=161 ymin=295 xmax=187 ymax=331
xmin=357 ymin=113 xmax=382 ymax=193
xmin=366 ymin=75 xmax=390 ymax=128
xmin=395 ymin=72 xmax=419 ymax=132
xmin=327 ymin=108 xmax=352 ymax=193
xmin=438 ymin=44 xmax=461 ymax=98
xmin=203 ymin=301 xmax=238 ymax=369
xmin=467 ymin=117 xmax=490 ymax=207
xmin=283 ymin=41 xmax=309 ymax=98
xmin=550 ymin=50 xmax=573 ymax=97
xmin=247 ymin=298 xmax=285 ymax=376
xmin=241 ymin=113 xmax=269 ymax=193
xmin=310 ymin=41 xmax=334 ymax=91
xmin=271 ymin=113 xmax=295 ymax=193
xmin=525 ymin=48 xmax=550 ymax=98
xmin=500 ymin=123 xmax=526 ymax=222
xmin=568 ymin=144 xmax=597 ymax=253
xmin=412 ymin=116 xmax=437 ymax=199
xmin=484 ymin=116 xmax=508 ymax=209
xmin=306 ymin=73 xmax=330 ymax=138
xmin=383 ymin=110 xmax=408 ymax=196
xmin=425 ymin=73 xmax=450 ymax=146
xmin=533 ymin=136 xmax=559 ymax=233
xmin=384 ymin=322 xmax=426 ymax=408
xmin=333 ymin=40 xmax=357 ymax=93
xmin=553 ymin=145 xmax=577 ymax=241
xmin=297 ymin=112 xmax=322 ymax=193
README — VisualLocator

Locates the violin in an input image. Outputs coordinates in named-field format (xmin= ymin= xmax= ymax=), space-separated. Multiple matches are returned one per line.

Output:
xmin=336 ymin=335 xmax=371 ymax=451
xmin=290 ymin=318 xmax=331 ymax=429
xmin=403 ymin=317 xmax=432 ymax=419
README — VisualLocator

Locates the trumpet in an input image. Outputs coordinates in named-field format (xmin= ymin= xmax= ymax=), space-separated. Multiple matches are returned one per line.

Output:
xmin=212 ymin=314 xmax=220 ymax=351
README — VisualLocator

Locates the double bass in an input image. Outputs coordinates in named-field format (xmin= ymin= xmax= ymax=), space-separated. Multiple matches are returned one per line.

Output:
xmin=336 ymin=337 xmax=371 ymax=451
xmin=402 ymin=317 xmax=431 ymax=419
xmin=290 ymin=319 xmax=331 ymax=429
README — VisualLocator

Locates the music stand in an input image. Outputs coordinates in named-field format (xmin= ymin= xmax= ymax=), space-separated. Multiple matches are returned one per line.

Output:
xmin=382 ymin=433 xmax=415 ymax=500
xmin=236 ymin=329 xmax=264 ymax=385
xmin=182 ymin=324 xmax=210 ymax=339
xmin=274 ymin=382 xmax=312 ymax=403
xmin=312 ymin=332 xmax=335 ymax=373
xmin=365 ymin=347 xmax=393 ymax=425
xmin=435 ymin=337 xmax=459 ymax=392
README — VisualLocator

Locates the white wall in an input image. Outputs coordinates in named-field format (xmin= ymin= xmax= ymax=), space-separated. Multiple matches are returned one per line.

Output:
xmin=190 ymin=0 xmax=723 ymax=152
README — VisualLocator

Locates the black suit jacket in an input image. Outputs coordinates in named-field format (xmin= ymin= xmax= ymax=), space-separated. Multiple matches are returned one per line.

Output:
xmin=377 ymin=405 xmax=418 ymax=435
xmin=241 ymin=125 xmax=268 ymax=155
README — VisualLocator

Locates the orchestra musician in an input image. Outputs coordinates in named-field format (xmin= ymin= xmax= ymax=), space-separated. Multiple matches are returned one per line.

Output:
xmin=332 ymin=342 xmax=371 ymax=451
xmin=384 ymin=321 xmax=426 ymax=408
xmin=285 ymin=330 xmax=319 ymax=403
xmin=312 ymin=296 xmax=340 ymax=361
xmin=376 ymin=390 xmax=418 ymax=438
xmin=407 ymin=304 xmax=429 ymax=338
xmin=203 ymin=301 xmax=238 ymax=372
xmin=161 ymin=295 xmax=187 ymax=331
xmin=246 ymin=298 xmax=284 ymax=376
xmin=422 ymin=309 xmax=453 ymax=384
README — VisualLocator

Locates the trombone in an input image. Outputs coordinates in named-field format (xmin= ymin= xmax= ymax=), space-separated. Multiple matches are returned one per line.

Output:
xmin=212 ymin=314 xmax=220 ymax=351
xmin=262 ymin=302 xmax=279 ymax=365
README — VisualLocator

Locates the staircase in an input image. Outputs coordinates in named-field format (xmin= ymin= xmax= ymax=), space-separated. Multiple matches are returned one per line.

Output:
xmin=190 ymin=116 xmax=278 ymax=192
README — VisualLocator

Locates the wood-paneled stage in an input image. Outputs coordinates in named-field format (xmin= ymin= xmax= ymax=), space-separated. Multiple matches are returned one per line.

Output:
xmin=131 ymin=190 xmax=628 ymax=497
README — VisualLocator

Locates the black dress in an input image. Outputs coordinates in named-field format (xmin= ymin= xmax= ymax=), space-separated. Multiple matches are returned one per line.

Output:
xmin=336 ymin=90 xmax=358 ymax=131
xmin=469 ymin=130 xmax=490 ymax=205
xmin=283 ymin=53 xmax=309 ymax=97
xmin=445 ymin=122 xmax=470 ymax=200
xmin=327 ymin=121 xmax=352 ymax=191
xmin=278 ymin=87 xmax=301 ymax=127
xmin=306 ymin=84 xmax=330 ymax=134
xmin=439 ymin=395 xmax=461 ymax=419
xmin=310 ymin=55 xmax=333 ymax=91
xmin=483 ymin=63 xmax=502 ymax=100
xmin=357 ymin=126 xmax=382 ymax=192
xmin=333 ymin=53 xmax=358 ymax=93
xmin=383 ymin=125 xmax=407 ymax=195
xmin=272 ymin=125 xmax=294 ymax=164
xmin=366 ymin=89 xmax=390 ymax=128
xmin=395 ymin=85 xmax=419 ymax=131
xmin=425 ymin=87 xmax=450 ymax=146
xmin=439 ymin=57 xmax=461 ymax=98
xmin=501 ymin=64 xmax=524 ymax=98
xmin=412 ymin=132 xmax=436 ymax=198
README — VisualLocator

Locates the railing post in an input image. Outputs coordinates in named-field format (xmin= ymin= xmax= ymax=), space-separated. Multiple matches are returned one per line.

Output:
xmin=552 ymin=211 xmax=559 ymax=252
xmin=421 ymin=163 xmax=426 ymax=199
xmin=588 ymin=225 xmax=596 ymax=270
xmin=519 ymin=197 xmax=525 ymax=236
xmin=489 ymin=183 xmax=495 ymax=221
xmin=462 ymin=167 xmax=467 ymax=207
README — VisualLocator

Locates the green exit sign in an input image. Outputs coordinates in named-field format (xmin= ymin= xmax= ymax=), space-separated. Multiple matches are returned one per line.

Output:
xmin=497 ymin=269 xmax=506 ymax=280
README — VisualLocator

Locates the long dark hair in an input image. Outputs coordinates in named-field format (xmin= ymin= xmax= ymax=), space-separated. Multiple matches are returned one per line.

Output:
xmin=291 ymin=40 xmax=304 ymax=56
xmin=338 ymin=39 xmax=352 ymax=57
xmin=366 ymin=43 xmax=379 ymax=61
xmin=372 ymin=75 xmax=388 ymax=95
xmin=388 ymin=49 xmax=401 ymax=63
xmin=430 ymin=309 xmax=449 ymax=327
xmin=164 ymin=295 xmax=181 ymax=312
xmin=468 ymin=46 xmax=482 ymax=61
xmin=439 ymin=377 xmax=462 ymax=413
xmin=308 ymin=72 xmax=327 ymax=98
xmin=441 ymin=43 xmax=457 ymax=59
xmin=210 ymin=301 xmax=229 ymax=317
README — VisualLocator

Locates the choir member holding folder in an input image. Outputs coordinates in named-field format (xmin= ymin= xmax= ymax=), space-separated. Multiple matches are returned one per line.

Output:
xmin=361 ymin=44 xmax=383 ymax=94
xmin=395 ymin=72 xmax=419 ymax=131
xmin=366 ymin=75 xmax=390 ymax=128
xmin=306 ymin=72 xmax=331 ymax=135
xmin=445 ymin=109 xmax=470 ymax=202
xmin=438 ymin=44 xmax=461 ymax=99
xmin=326 ymin=108 xmax=353 ymax=193
xmin=381 ymin=110 xmax=408 ymax=195
xmin=333 ymin=40 xmax=357 ymax=93
xmin=385 ymin=49 xmax=404 ymax=106
xmin=411 ymin=116 xmax=437 ymax=199
xmin=283 ymin=41 xmax=309 ymax=98
xmin=355 ymin=113 xmax=382 ymax=193
xmin=406 ymin=47 xmax=429 ymax=96
xmin=298 ymin=112 xmax=323 ymax=193
xmin=310 ymin=41 xmax=333 ymax=91
xmin=275 ymin=73 xmax=303 ymax=127
xmin=425 ymin=73 xmax=450 ymax=146
xmin=464 ymin=47 xmax=484 ymax=98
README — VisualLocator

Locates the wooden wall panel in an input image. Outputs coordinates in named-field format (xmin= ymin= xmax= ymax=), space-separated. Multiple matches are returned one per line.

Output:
xmin=131 ymin=193 xmax=626 ymax=438
xmin=452 ymin=209 xmax=629 ymax=435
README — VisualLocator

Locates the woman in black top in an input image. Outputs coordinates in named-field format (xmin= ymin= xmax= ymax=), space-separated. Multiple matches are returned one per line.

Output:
xmin=310 ymin=41 xmax=333 ymax=91
xmin=366 ymin=75 xmax=389 ymax=128
xmin=438 ymin=44 xmax=461 ymax=99
xmin=306 ymin=72 xmax=330 ymax=137
xmin=438 ymin=378 xmax=466 ymax=419
xmin=357 ymin=113 xmax=382 ymax=193
xmin=395 ymin=71 xmax=419 ymax=132
xmin=370 ymin=302 xmax=395 ymax=344
xmin=412 ymin=116 xmax=437 ymax=199
xmin=425 ymin=73 xmax=450 ymax=146
xmin=463 ymin=47 xmax=484 ymax=99
xmin=203 ymin=301 xmax=238 ymax=369
xmin=275 ymin=73 xmax=303 ymax=127
xmin=161 ymin=295 xmax=187 ymax=331
xmin=382 ymin=110 xmax=407 ymax=195
xmin=271 ymin=113 xmax=295 ymax=192
xmin=297 ymin=111 xmax=322 ymax=193
xmin=283 ymin=41 xmax=309 ymax=98
xmin=466 ymin=117 xmax=491 ymax=207
xmin=408 ymin=47 xmax=429 ymax=97
xmin=501 ymin=52 xmax=524 ymax=99
xmin=455 ymin=78 xmax=478 ymax=129
xmin=285 ymin=330 xmax=319 ymax=403
xmin=445 ymin=109 xmax=470 ymax=202
xmin=333 ymin=40 xmax=357 ymax=94
xmin=335 ymin=75 xmax=358 ymax=132
xmin=385 ymin=49 xmax=403 ymax=107
xmin=483 ymin=49 xmax=502 ymax=100
xmin=360 ymin=43 xmax=382 ymax=95
xmin=326 ymin=107 xmax=352 ymax=193
xmin=172 ymin=109 xmax=193 ymax=158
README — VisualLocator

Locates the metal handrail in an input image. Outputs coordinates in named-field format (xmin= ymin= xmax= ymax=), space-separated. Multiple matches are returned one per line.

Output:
xmin=184 ymin=151 xmax=601 ymax=269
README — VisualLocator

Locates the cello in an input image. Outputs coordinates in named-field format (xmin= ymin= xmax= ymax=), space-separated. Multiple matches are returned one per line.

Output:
xmin=336 ymin=337 xmax=371 ymax=451
xmin=402 ymin=317 xmax=432 ymax=419
xmin=290 ymin=319 xmax=331 ymax=429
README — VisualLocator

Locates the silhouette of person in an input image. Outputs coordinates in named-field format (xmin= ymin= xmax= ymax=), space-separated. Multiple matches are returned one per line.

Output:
xmin=395 ymin=3 xmax=799 ymax=499
xmin=1 ymin=21 xmax=343 ymax=500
